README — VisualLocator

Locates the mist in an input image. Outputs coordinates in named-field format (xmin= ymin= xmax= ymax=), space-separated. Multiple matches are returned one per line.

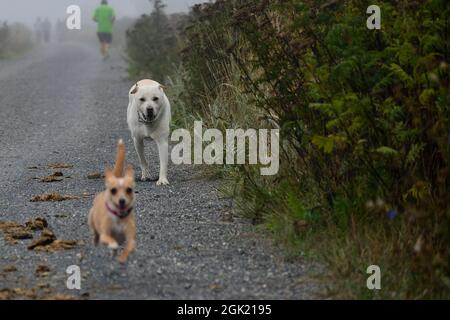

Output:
xmin=0 ymin=0 xmax=203 ymax=26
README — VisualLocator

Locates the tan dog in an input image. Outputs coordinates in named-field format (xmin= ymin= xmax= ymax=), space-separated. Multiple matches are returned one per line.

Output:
xmin=88 ymin=139 xmax=136 ymax=263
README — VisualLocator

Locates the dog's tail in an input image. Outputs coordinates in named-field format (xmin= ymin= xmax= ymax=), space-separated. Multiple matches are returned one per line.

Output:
xmin=113 ymin=139 xmax=125 ymax=177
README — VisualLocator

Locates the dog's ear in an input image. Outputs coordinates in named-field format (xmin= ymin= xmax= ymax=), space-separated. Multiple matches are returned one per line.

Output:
xmin=130 ymin=83 xmax=139 ymax=94
xmin=104 ymin=167 xmax=114 ymax=180
xmin=159 ymin=85 xmax=167 ymax=91
xmin=125 ymin=165 xmax=134 ymax=178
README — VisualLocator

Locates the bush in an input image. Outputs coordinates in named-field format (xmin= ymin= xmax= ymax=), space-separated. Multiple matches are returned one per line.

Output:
xmin=0 ymin=22 xmax=33 ymax=59
xmin=178 ymin=0 xmax=449 ymax=298
xmin=126 ymin=0 xmax=450 ymax=298
xmin=126 ymin=0 xmax=183 ymax=81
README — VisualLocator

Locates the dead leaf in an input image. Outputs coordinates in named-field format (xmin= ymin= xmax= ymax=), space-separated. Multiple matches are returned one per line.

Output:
xmin=0 ymin=218 xmax=79 ymax=252
xmin=3 ymin=265 xmax=17 ymax=272
xmin=25 ymin=217 xmax=48 ymax=231
xmin=87 ymin=173 xmax=103 ymax=179
xmin=0 ymin=288 xmax=37 ymax=299
xmin=39 ymin=172 xmax=64 ymax=183
xmin=27 ymin=229 xmax=57 ymax=250
xmin=0 ymin=287 xmax=74 ymax=300
xmin=35 ymin=265 xmax=50 ymax=277
xmin=28 ymin=229 xmax=78 ymax=252
xmin=30 ymin=193 xmax=80 ymax=202
xmin=36 ymin=283 xmax=50 ymax=289
xmin=0 ymin=221 xmax=33 ymax=243
xmin=33 ymin=239 xmax=79 ymax=252
xmin=47 ymin=163 xmax=73 ymax=169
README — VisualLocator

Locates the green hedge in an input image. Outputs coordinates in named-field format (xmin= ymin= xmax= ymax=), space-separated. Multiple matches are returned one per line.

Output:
xmin=179 ymin=0 xmax=449 ymax=298
xmin=127 ymin=0 xmax=449 ymax=298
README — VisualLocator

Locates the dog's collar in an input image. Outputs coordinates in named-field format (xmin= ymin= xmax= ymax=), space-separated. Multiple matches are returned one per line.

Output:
xmin=106 ymin=202 xmax=133 ymax=219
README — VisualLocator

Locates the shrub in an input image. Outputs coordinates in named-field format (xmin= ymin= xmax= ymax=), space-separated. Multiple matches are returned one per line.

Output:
xmin=126 ymin=0 xmax=182 ymax=81
xmin=127 ymin=0 xmax=450 ymax=298
xmin=178 ymin=0 xmax=449 ymax=298
xmin=0 ymin=22 xmax=33 ymax=59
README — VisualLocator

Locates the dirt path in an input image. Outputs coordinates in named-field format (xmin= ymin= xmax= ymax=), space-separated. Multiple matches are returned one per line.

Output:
xmin=0 ymin=43 xmax=317 ymax=299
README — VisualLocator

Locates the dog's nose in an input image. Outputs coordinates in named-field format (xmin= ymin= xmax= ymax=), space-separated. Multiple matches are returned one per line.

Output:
xmin=147 ymin=108 xmax=154 ymax=118
xmin=119 ymin=199 xmax=126 ymax=207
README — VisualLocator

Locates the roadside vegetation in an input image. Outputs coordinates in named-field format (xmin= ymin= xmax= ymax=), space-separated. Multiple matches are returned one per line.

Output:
xmin=126 ymin=0 xmax=449 ymax=299
xmin=0 ymin=22 xmax=33 ymax=59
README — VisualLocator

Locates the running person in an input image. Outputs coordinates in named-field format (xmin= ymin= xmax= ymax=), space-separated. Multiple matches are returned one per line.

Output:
xmin=93 ymin=0 xmax=116 ymax=59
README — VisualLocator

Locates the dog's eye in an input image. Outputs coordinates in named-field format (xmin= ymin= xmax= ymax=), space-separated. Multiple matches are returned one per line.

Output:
xmin=110 ymin=188 xmax=117 ymax=195
xmin=126 ymin=188 xmax=133 ymax=195
xmin=139 ymin=98 xmax=146 ymax=102
xmin=152 ymin=97 xmax=159 ymax=102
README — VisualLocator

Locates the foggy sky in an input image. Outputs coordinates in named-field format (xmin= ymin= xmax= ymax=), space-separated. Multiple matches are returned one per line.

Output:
xmin=0 ymin=0 xmax=203 ymax=25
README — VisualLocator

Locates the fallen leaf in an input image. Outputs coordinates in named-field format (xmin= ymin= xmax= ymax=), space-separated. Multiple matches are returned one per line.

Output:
xmin=27 ymin=229 xmax=57 ymax=250
xmin=87 ymin=173 xmax=103 ymax=179
xmin=0 ymin=286 xmax=77 ymax=300
xmin=0 ymin=221 xmax=33 ymax=243
xmin=39 ymin=172 xmax=64 ymax=183
xmin=30 ymin=193 xmax=80 ymax=202
xmin=35 ymin=265 xmax=50 ymax=277
xmin=28 ymin=229 xmax=79 ymax=252
xmin=3 ymin=265 xmax=17 ymax=272
xmin=25 ymin=217 xmax=48 ymax=231
xmin=0 ymin=288 xmax=37 ymax=300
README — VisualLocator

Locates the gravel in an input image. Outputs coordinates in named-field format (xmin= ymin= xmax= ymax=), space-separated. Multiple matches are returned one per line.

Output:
xmin=0 ymin=43 xmax=318 ymax=299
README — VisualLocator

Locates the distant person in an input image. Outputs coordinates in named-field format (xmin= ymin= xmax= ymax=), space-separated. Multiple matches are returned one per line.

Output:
xmin=43 ymin=18 xmax=52 ymax=43
xmin=55 ymin=19 xmax=65 ymax=42
xmin=34 ymin=17 xmax=43 ymax=43
xmin=93 ymin=0 xmax=116 ymax=59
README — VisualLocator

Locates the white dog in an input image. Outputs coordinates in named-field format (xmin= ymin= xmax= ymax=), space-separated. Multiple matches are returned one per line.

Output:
xmin=127 ymin=79 xmax=171 ymax=185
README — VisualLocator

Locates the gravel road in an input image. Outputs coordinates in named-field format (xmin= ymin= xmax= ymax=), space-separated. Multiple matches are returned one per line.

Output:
xmin=0 ymin=44 xmax=317 ymax=299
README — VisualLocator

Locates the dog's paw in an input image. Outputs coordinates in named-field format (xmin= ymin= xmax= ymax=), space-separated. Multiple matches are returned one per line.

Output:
xmin=156 ymin=177 xmax=170 ymax=186
xmin=108 ymin=242 xmax=119 ymax=250
xmin=141 ymin=168 xmax=152 ymax=181
xmin=118 ymin=254 xmax=128 ymax=264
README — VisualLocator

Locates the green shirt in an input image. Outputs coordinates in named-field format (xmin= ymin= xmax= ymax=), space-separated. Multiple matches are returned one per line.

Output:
xmin=93 ymin=5 xmax=115 ymax=34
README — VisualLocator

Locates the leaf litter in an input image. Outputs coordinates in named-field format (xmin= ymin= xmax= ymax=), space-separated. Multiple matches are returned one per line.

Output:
xmin=35 ymin=265 xmax=50 ymax=277
xmin=0 ymin=287 xmax=77 ymax=300
xmin=0 ymin=217 xmax=80 ymax=252
xmin=87 ymin=172 xmax=103 ymax=179
xmin=30 ymin=193 xmax=80 ymax=202
xmin=32 ymin=172 xmax=65 ymax=183
xmin=28 ymin=228 xmax=79 ymax=252
xmin=30 ymin=191 xmax=93 ymax=202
